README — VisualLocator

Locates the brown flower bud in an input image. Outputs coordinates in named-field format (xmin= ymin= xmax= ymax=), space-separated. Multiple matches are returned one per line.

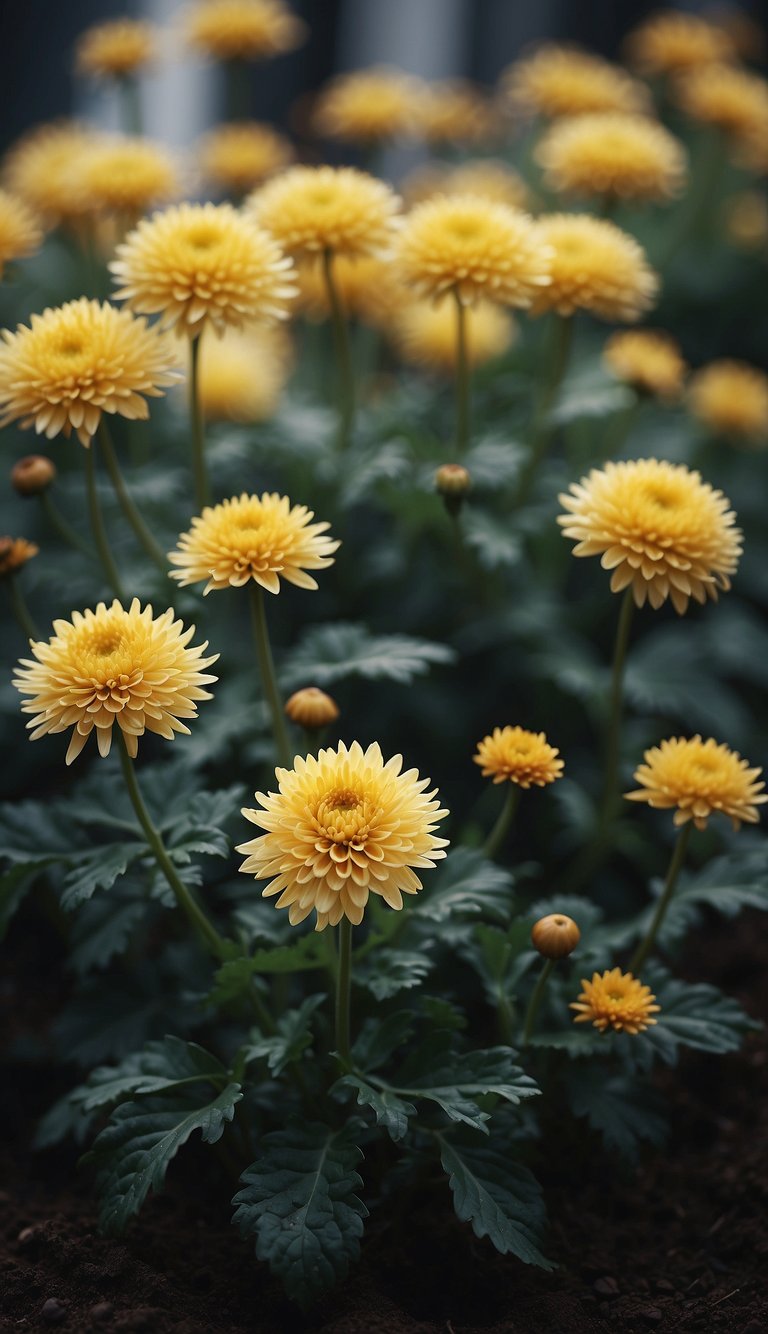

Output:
xmin=531 ymin=913 xmax=581 ymax=959
xmin=285 ymin=686 xmax=339 ymax=729
xmin=435 ymin=462 xmax=471 ymax=517
xmin=12 ymin=455 xmax=57 ymax=496
xmin=0 ymin=536 xmax=39 ymax=578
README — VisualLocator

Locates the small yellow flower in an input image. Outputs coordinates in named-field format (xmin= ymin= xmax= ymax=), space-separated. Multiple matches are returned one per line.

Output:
xmin=75 ymin=18 xmax=156 ymax=78
xmin=688 ymin=359 xmax=768 ymax=444
xmin=531 ymin=214 xmax=658 ymax=322
xmin=392 ymin=297 xmax=514 ymax=374
xmin=238 ymin=740 xmax=449 ymax=930
xmin=78 ymin=137 xmax=181 ymax=219
xmin=603 ymin=329 xmax=687 ymax=401
xmin=501 ymin=44 xmax=649 ymax=120
xmin=0 ymin=299 xmax=180 ymax=448
xmin=0 ymin=536 xmax=38 ymax=577
xmin=3 ymin=123 xmax=98 ymax=227
xmin=169 ymin=492 xmax=339 ymax=595
xmin=724 ymin=190 xmax=768 ymax=250
xmin=199 ymin=122 xmax=294 ymax=196
xmin=474 ymin=726 xmax=564 ymax=788
xmin=625 ymin=12 xmax=735 ymax=75
xmin=558 ymin=459 xmax=742 ymax=614
xmin=285 ymin=687 xmax=339 ymax=729
xmin=531 ymin=914 xmax=581 ymax=959
xmin=401 ymin=160 xmax=531 ymax=212
xmin=536 ymin=113 xmax=687 ymax=204
xmin=294 ymin=253 xmax=407 ymax=329
xmin=571 ymin=969 xmax=660 ymax=1035
xmin=195 ymin=325 xmax=291 ymax=422
xmin=312 ymin=66 xmax=422 ymax=144
xmin=418 ymin=80 xmax=496 ymax=147
xmin=675 ymin=64 xmax=768 ymax=146
xmin=184 ymin=0 xmax=306 ymax=61
xmin=0 ymin=189 xmax=42 ymax=276
xmin=247 ymin=165 xmax=401 ymax=261
xmin=14 ymin=599 xmax=218 ymax=764
xmin=625 ymin=735 xmax=767 ymax=831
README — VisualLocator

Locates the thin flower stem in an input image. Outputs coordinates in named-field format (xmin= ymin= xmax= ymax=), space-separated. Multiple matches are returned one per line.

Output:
xmin=600 ymin=587 xmax=635 ymax=827
xmin=522 ymin=958 xmax=556 ymax=1046
xmin=516 ymin=315 xmax=573 ymax=506
xmin=335 ymin=917 xmax=353 ymax=1065
xmin=98 ymin=420 xmax=168 ymax=573
xmin=85 ymin=441 xmax=125 ymax=599
xmin=117 ymin=74 xmax=142 ymax=135
xmin=248 ymin=583 xmax=293 ymax=769
xmin=453 ymin=287 xmax=470 ymax=455
xmin=189 ymin=334 xmax=211 ymax=510
xmin=629 ymin=823 xmax=693 ymax=975
xmin=39 ymin=490 xmax=94 ymax=558
xmin=322 ymin=248 xmax=355 ymax=451
xmin=225 ymin=57 xmax=251 ymax=120
xmin=8 ymin=574 xmax=38 ymax=641
xmin=483 ymin=785 xmax=520 ymax=861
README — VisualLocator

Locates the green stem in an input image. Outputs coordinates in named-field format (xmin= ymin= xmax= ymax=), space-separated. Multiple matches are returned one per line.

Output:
xmin=629 ymin=823 xmax=693 ymax=975
xmin=600 ymin=588 xmax=635 ymax=827
xmin=85 ymin=440 xmax=125 ymax=599
xmin=483 ymin=786 xmax=520 ymax=861
xmin=601 ymin=396 xmax=641 ymax=462
xmin=322 ymin=248 xmax=355 ymax=451
xmin=248 ymin=583 xmax=292 ymax=769
xmin=225 ymin=57 xmax=251 ymax=119
xmin=39 ymin=489 xmax=94 ymax=558
xmin=656 ymin=128 xmax=728 ymax=269
xmin=516 ymin=315 xmax=573 ymax=506
xmin=98 ymin=420 xmax=168 ymax=573
xmin=7 ymin=574 xmax=38 ymax=641
xmin=453 ymin=288 xmax=470 ymax=455
xmin=335 ymin=917 xmax=353 ymax=1065
xmin=189 ymin=334 xmax=211 ymax=509
xmin=522 ymin=958 xmax=556 ymax=1046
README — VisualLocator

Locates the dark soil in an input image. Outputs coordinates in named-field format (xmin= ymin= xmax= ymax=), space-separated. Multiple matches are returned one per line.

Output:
xmin=2 ymin=912 xmax=767 ymax=1334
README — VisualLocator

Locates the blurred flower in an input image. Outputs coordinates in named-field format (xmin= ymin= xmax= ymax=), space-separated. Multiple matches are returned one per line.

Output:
xmin=558 ymin=459 xmax=742 ymax=614
xmin=75 ymin=18 xmax=156 ymax=78
xmin=392 ymin=297 xmax=514 ymax=374
xmin=531 ymin=214 xmax=658 ymax=321
xmin=710 ymin=6 xmax=766 ymax=62
xmin=688 ymin=359 xmax=768 ymax=444
xmin=571 ymin=969 xmax=660 ymax=1034
xmin=295 ymin=253 xmax=407 ymax=328
xmin=418 ymin=80 xmax=496 ymax=147
xmin=11 ymin=455 xmax=56 ymax=496
xmin=402 ymin=159 xmax=531 ymax=211
xmin=724 ymin=190 xmax=768 ymax=249
xmin=474 ymin=726 xmax=563 ymax=787
xmin=184 ymin=0 xmax=306 ymax=61
xmin=110 ymin=202 xmax=296 ymax=337
xmin=0 ymin=298 xmax=180 ymax=447
xmin=603 ymin=329 xmax=687 ymax=401
xmin=312 ymin=66 xmax=421 ymax=145
xmin=13 ymin=598 xmax=218 ymax=764
xmin=238 ymin=740 xmax=449 ymax=930
xmin=674 ymin=63 xmax=768 ymax=150
xmin=195 ymin=325 xmax=291 ymax=422
xmin=531 ymin=913 xmax=581 ymax=959
xmin=199 ymin=121 xmax=293 ymax=195
xmin=285 ymin=687 xmax=339 ymax=729
xmin=78 ymin=136 xmax=181 ymax=219
xmin=536 ymin=113 xmax=687 ymax=204
xmin=501 ymin=45 xmax=649 ymax=120
xmin=0 ymin=189 xmax=42 ymax=276
xmin=625 ymin=12 xmax=735 ymax=74
xmin=247 ymin=165 xmax=400 ymax=260
xmin=3 ymin=123 xmax=97 ymax=228
xmin=0 ymin=536 xmax=38 ymax=577
xmin=626 ymin=735 xmax=767 ymax=831
xmin=435 ymin=463 xmax=472 ymax=498
xmin=169 ymin=491 xmax=339 ymax=595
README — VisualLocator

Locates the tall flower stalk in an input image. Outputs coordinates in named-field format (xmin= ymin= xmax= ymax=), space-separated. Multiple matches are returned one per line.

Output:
xmin=98 ymin=420 xmax=168 ymax=572
xmin=600 ymin=587 xmax=634 ymax=826
xmin=249 ymin=583 xmax=292 ymax=768
xmin=189 ymin=334 xmax=211 ymax=509
xmin=85 ymin=442 xmax=125 ymax=598
xmin=453 ymin=288 xmax=470 ymax=454
xmin=335 ymin=918 xmax=353 ymax=1064
xmin=630 ymin=823 xmax=692 ymax=973
xmin=322 ymin=248 xmax=355 ymax=451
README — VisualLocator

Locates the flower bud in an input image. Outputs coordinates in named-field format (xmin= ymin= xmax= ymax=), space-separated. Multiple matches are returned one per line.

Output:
xmin=531 ymin=913 xmax=580 ymax=959
xmin=12 ymin=455 xmax=57 ymax=496
xmin=285 ymin=686 xmax=339 ymax=729
xmin=0 ymin=536 xmax=39 ymax=578
xmin=435 ymin=462 xmax=471 ymax=517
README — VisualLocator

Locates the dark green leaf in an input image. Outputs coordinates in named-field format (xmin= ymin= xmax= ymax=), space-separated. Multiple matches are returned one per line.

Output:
xmin=645 ymin=972 xmax=761 ymax=1061
xmin=566 ymin=1065 xmax=667 ymax=1160
xmin=61 ymin=843 xmax=146 ymax=910
xmin=283 ymin=622 xmax=454 ymax=689
xmin=333 ymin=1074 xmax=415 ymax=1141
xmin=357 ymin=948 xmax=433 ymax=1000
xmin=352 ymin=1011 xmax=414 ymax=1073
xmin=415 ymin=848 xmax=514 ymax=924
xmin=389 ymin=1042 xmax=539 ymax=1132
xmin=243 ymin=995 xmax=325 ymax=1076
xmin=438 ymin=1129 xmax=553 ymax=1268
xmin=462 ymin=507 xmax=522 ymax=570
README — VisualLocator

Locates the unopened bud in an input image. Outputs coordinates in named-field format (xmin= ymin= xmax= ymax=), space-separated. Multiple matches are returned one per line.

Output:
xmin=0 ymin=536 xmax=39 ymax=578
xmin=285 ymin=686 xmax=339 ymax=730
xmin=12 ymin=455 xmax=57 ymax=496
xmin=435 ymin=463 xmax=471 ymax=517
xmin=531 ymin=913 xmax=580 ymax=960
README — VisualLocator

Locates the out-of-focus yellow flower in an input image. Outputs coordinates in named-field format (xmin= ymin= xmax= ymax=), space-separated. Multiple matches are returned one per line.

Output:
xmin=238 ymin=740 xmax=449 ymax=930
xmin=78 ymin=136 xmax=181 ymax=219
xmin=531 ymin=214 xmax=658 ymax=321
xmin=474 ymin=726 xmax=564 ymax=788
xmin=710 ymin=6 xmax=766 ymax=62
xmin=75 ymin=18 xmax=156 ymax=78
xmin=285 ymin=687 xmax=339 ymax=729
xmin=571 ymin=969 xmax=660 ymax=1034
xmin=536 ymin=113 xmax=687 ymax=204
xmin=401 ymin=159 xmax=531 ymax=211
xmin=13 ymin=598 xmax=218 ymax=764
xmin=418 ymin=80 xmax=496 ymax=147
xmin=501 ymin=45 xmax=649 ymax=120
xmin=0 ymin=299 xmax=180 ymax=447
xmin=195 ymin=324 xmax=291 ymax=422
xmin=0 ymin=536 xmax=38 ymax=577
xmin=294 ymin=253 xmax=407 ymax=328
xmin=392 ymin=297 xmax=514 ymax=374
xmin=312 ymin=66 xmax=422 ymax=144
xmin=3 ymin=123 xmax=98 ymax=228
xmin=724 ymin=190 xmax=768 ymax=250
xmin=688 ymin=359 xmax=768 ymax=444
xmin=674 ymin=63 xmax=768 ymax=149
xmin=247 ymin=165 xmax=401 ymax=260
xmin=199 ymin=121 xmax=293 ymax=195
xmin=625 ymin=11 xmax=735 ymax=74
xmin=558 ymin=458 xmax=742 ymax=614
xmin=626 ymin=735 xmax=767 ymax=831
xmin=603 ymin=329 xmax=687 ymax=401
xmin=0 ymin=189 xmax=42 ymax=276
xmin=184 ymin=0 xmax=306 ymax=61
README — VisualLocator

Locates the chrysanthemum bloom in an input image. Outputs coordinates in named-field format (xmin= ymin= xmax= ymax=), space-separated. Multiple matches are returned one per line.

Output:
xmin=198 ymin=122 xmax=293 ymax=196
xmin=247 ymin=166 xmax=401 ymax=261
xmin=13 ymin=598 xmax=218 ymax=764
xmin=3 ymin=123 xmax=98 ymax=228
xmin=393 ymin=297 xmax=514 ymax=374
xmin=285 ymin=687 xmax=339 ymax=729
xmin=571 ymin=969 xmax=660 ymax=1035
xmin=11 ymin=455 xmax=56 ymax=496
xmin=75 ymin=18 xmax=156 ymax=79
xmin=0 ymin=298 xmax=180 ymax=447
xmin=558 ymin=459 xmax=742 ymax=614
xmin=401 ymin=160 xmax=530 ymax=212
xmin=0 ymin=189 xmax=42 ymax=276
xmin=77 ymin=137 xmax=181 ymax=220
xmin=238 ymin=741 xmax=449 ymax=930
xmin=418 ymin=80 xmax=496 ymax=148
xmin=312 ymin=67 xmax=422 ymax=145
xmin=501 ymin=45 xmax=649 ymax=120
xmin=531 ymin=215 xmax=658 ymax=321
xmin=603 ymin=329 xmax=687 ymax=402
xmin=674 ymin=64 xmax=768 ymax=147
xmin=169 ymin=492 xmax=339 ymax=595
xmin=531 ymin=913 xmax=580 ymax=959
xmin=474 ymin=726 xmax=564 ymax=788
xmin=0 ymin=536 xmax=38 ymax=577
xmin=625 ymin=735 xmax=767 ymax=831
xmin=394 ymin=196 xmax=552 ymax=308
xmin=725 ymin=190 xmax=768 ymax=250
xmin=688 ymin=360 xmax=768 ymax=444
xmin=295 ymin=254 xmax=406 ymax=329
xmin=195 ymin=325 xmax=291 ymax=422
xmin=110 ymin=202 xmax=296 ymax=338
xmin=184 ymin=0 xmax=306 ymax=61
xmin=536 ymin=113 xmax=687 ymax=204
xmin=625 ymin=12 xmax=735 ymax=75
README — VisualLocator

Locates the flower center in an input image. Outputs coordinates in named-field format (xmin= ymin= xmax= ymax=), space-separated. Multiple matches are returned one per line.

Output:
xmin=314 ymin=787 xmax=369 ymax=843
xmin=186 ymin=224 xmax=222 ymax=252
xmin=449 ymin=217 xmax=482 ymax=241
xmin=58 ymin=338 xmax=85 ymax=358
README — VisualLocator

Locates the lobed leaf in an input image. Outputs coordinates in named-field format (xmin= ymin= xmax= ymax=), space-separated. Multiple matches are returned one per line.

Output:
xmin=438 ymin=1130 xmax=554 ymax=1268
xmin=282 ymin=621 xmax=454 ymax=689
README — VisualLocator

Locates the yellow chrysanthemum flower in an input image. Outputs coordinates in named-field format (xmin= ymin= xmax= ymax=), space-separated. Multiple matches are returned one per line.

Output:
xmin=184 ymin=0 xmax=306 ymax=61
xmin=169 ymin=492 xmax=339 ymax=595
xmin=238 ymin=740 xmax=449 ymax=930
xmin=558 ymin=459 xmax=742 ymax=614
xmin=295 ymin=253 xmax=407 ymax=329
xmin=3 ymin=123 xmax=99 ymax=227
xmin=418 ymin=80 xmax=496 ymax=147
xmin=603 ymin=329 xmax=687 ymax=401
xmin=473 ymin=726 xmax=564 ymax=788
xmin=394 ymin=195 xmax=551 ymax=308
xmin=247 ymin=165 xmax=401 ymax=261
xmin=675 ymin=63 xmax=768 ymax=146
xmin=536 ymin=113 xmax=687 ymax=204
xmin=0 ymin=189 xmax=42 ymax=276
xmin=688 ymin=359 xmax=768 ymax=444
xmin=401 ymin=160 xmax=531 ymax=212
xmin=571 ymin=969 xmax=660 ymax=1035
xmin=531 ymin=214 xmax=658 ymax=321
xmin=110 ymin=202 xmax=296 ymax=338
xmin=0 ymin=536 xmax=38 ymax=577
xmin=75 ymin=18 xmax=156 ymax=78
xmin=199 ymin=122 xmax=293 ymax=196
xmin=501 ymin=45 xmax=649 ymax=120
xmin=195 ymin=324 xmax=291 ymax=422
xmin=13 ymin=599 xmax=218 ymax=765
xmin=312 ymin=66 xmax=421 ymax=145
xmin=625 ymin=12 xmax=735 ymax=74
xmin=77 ymin=137 xmax=181 ymax=219
xmin=392 ymin=297 xmax=514 ymax=374
xmin=0 ymin=299 xmax=180 ymax=448
xmin=625 ymin=735 xmax=767 ymax=831
xmin=725 ymin=190 xmax=768 ymax=250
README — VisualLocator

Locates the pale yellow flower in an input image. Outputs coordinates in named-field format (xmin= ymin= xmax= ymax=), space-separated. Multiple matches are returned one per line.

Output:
xmin=195 ymin=325 xmax=291 ymax=422
xmin=531 ymin=214 xmax=658 ymax=321
xmin=473 ymin=726 xmax=564 ymax=788
xmin=199 ymin=122 xmax=294 ymax=195
xmin=571 ymin=969 xmax=660 ymax=1034
xmin=184 ymin=0 xmax=306 ymax=61
xmin=626 ymin=735 xmax=767 ymax=831
xmin=285 ymin=687 xmax=339 ymax=729
xmin=75 ymin=18 xmax=156 ymax=78
xmin=418 ymin=80 xmax=496 ymax=147
xmin=247 ymin=165 xmax=401 ymax=260
xmin=0 ymin=537 xmax=38 ymax=577
xmin=625 ymin=12 xmax=736 ymax=74
xmin=0 ymin=189 xmax=42 ymax=276
xmin=294 ymin=253 xmax=407 ymax=328
xmin=312 ymin=66 xmax=421 ymax=144
xmin=536 ymin=113 xmax=687 ymax=203
xmin=392 ymin=297 xmax=514 ymax=374
xmin=3 ymin=123 xmax=99 ymax=227
xmin=675 ymin=63 xmax=768 ymax=147
xmin=501 ymin=45 xmax=650 ymax=120
xmin=78 ymin=137 xmax=181 ymax=218
xmin=688 ymin=359 xmax=768 ymax=443
xmin=603 ymin=329 xmax=687 ymax=401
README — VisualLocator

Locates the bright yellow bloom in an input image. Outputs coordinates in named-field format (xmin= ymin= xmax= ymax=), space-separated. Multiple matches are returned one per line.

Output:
xmin=238 ymin=740 xmax=449 ymax=930
xmin=501 ymin=45 xmax=649 ymax=120
xmin=75 ymin=18 xmax=156 ymax=78
xmin=14 ymin=599 xmax=218 ymax=764
xmin=285 ymin=687 xmax=339 ymax=729
xmin=295 ymin=253 xmax=407 ymax=329
xmin=184 ymin=0 xmax=306 ymax=60
xmin=0 ymin=189 xmax=42 ymax=276
xmin=394 ymin=195 xmax=551 ymax=308
xmin=169 ymin=492 xmax=339 ymax=595
xmin=78 ymin=137 xmax=181 ymax=218
xmin=675 ymin=64 xmax=768 ymax=146
xmin=473 ymin=726 xmax=564 ymax=788
xmin=625 ymin=12 xmax=735 ymax=74
xmin=603 ymin=329 xmax=687 ymax=401
xmin=418 ymin=80 xmax=496 ymax=147
xmin=0 ymin=536 xmax=38 ymax=577
xmin=312 ymin=66 xmax=421 ymax=144
xmin=199 ymin=122 xmax=293 ymax=195
xmin=571 ymin=969 xmax=660 ymax=1035
xmin=195 ymin=325 xmax=291 ymax=422
xmin=626 ymin=735 xmax=767 ymax=831
xmin=531 ymin=214 xmax=658 ymax=321
xmin=536 ymin=113 xmax=687 ymax=204
xmin=688 ymin=359 xmax=768 ymax=444
xmin=725 ymin=190 xmax=768 ymax=250
xmin=247 ymin=165 xmax=400 ymax=260
xmin=558 ymin=459 xmax=742 ymax=614
xmin=110 ymin=202 xmax=296 ymax=337
xmin=392 ymin=297 xmax=514 ymax=374
xmin=0 ymin=299 xmax=180 ymax=448
xmin=3 ymin=123 xmax=99 ymax=227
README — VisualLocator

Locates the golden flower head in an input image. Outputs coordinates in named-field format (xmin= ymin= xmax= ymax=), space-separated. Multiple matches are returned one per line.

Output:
xmin=199 ymin=121 xmax=294 ymax=196
xmin=625 ymin=12 xmax=736 ymax=75
xmin=725 ymin=190 xmax=768 ymax=250
xmin=392 ymin=296 xmax=514 ymax=374
xmin=110 ymin=202 xmax=296 ymax=337
xmin=474 ymin=726 xmax=564 ymax=788
xmin=238 ymin=740 xmax=449 ymax=931
xmin=401 ymin=159 xmax=531 ymax=212
xmin=531 ymin=214 xmax=658 ymax=321
xmin=603 ymin=329 xmax=687 ymax=401
xmin=0 ymin=536 xmax=39 ymax=578
xmin=674 ymin=63 xmax=768 ymax=144
xmin=77 ymin=136 xmax=181 ymax=218
xmin=558 ymin=459 xmax=742 ymax=614
xmin=531 ymin=913 xmax=581 ymax=959
xmin=14 ymin=598 xmax=218 ymax=764
xmin=626 ymin=735 xmax=767 ymax=831
xmin=285 ymin=686 xmax=339 ymax=729
xmin=571 ymin=969 xmax=660 ymax=1035
xmin=394 ymin=195 xmax=552 ymax=308
xmin=169 ymin=491 xmax=339 ymax=595
xmin=294 ymin=252 xmax=407 ymax=329
xmin=418 ymin=80 xmax=496 ymax=147
xmin=501 ymin=45 xmax=650 ymax=120
xmin=0 ymin=189 xmax=43 ymax=276
xmin=688 ymin=359 xmax=768 ymax=444
xmin=12 ymin=454 xmax=56 ymax=496
xmin=75 ymin=18 xmax=156 ymax=78
xmin=247 ymin=165 xmax=401 ymax=260
xmin=312 ymin=66 xmax=422 ymax=145
xmin=3 ymin=123 xmax=99 ymax=227
xmin=184 ymin=0 xmax=306 ymax=61
xmin=536 ymin=113 xmax=687 ymax=204
xmin=195 ymin=324 xmax=291 ymax=422
xmin=0 ymin=298 xmax=180 ymax=448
